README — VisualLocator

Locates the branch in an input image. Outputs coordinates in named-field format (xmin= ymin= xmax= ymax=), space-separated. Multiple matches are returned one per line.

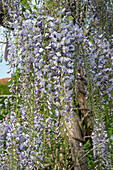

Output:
xmin=0 ymin=21 xmax=14 ymax=30
xmin=70 ymin=159 xmax=88 ymax=169
xmin=70 ymin=138 xmax=110 ymax=170
xmin=81 ymin=111 xmax=89 ymax=125
xmin=44 ymin=162 xmax=55 ymax=167
xmin=0 ymin=41 xmax=7 ymax=44
xmin=4 ymin=34 xmax=8 ymax=61
xmin=72 ymin=136 xmax=85 ymax=144
xmin=65 ymin=123 xmax=85 ymax=143
xmin=74 ymin=108 xmax=89 ymax=110
xmin=0 ymin=95 xmax=16 ymax=97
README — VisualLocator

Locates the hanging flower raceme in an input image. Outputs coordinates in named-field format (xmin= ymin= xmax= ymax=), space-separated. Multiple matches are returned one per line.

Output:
xmin=0 ymin=0 xmax=112 ymax=169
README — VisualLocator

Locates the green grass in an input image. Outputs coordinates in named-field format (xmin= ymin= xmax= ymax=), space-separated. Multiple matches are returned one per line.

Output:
xmin=0 ymin=82 xmax=11 ymax=119
xmin=0 ymin=82 xmax=11 ymax=95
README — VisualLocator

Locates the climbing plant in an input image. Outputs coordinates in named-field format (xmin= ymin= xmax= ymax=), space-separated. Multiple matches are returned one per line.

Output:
xmin=0 ymin=0 xmax=112 ymax=169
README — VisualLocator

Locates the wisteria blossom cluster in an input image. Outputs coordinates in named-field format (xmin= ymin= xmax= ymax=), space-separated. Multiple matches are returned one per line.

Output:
xmin=0 ymin=0 xmax=113 ymax=169
xmin=92 ymin=117 xmax=112 ymax=170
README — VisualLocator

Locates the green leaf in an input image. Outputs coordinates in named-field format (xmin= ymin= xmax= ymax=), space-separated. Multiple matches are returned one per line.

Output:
xmin=33 ymin=5 xmax=37 ymax=10
xmin=46 ymin=0 xmax=53 ymax=6
xmin=88 ymin=154 xmax=93 ymax=158
xmin=0 ymin=114 xmax=5 ymax=120
xmin=53 ymin=2 xmax=57 ymax=6
xmin=83 ymin=125 xmax=85 ymax=130
xmin=20 ymin=0 xmax=27 ymax=5
xmin=67 ymin=16 xmax=74 ymax=21
xmin=20 ymin=0 xmax=32 ymax=12
xmin=35 ymin=0 xmax=37 ymax=5
xmin=88 ymin=122 xmax=91 ymax=127
xmin=25 ymin=3 xmax=29 ymax=8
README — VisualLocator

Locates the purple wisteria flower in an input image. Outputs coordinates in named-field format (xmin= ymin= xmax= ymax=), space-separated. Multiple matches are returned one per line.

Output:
xmin=0 ymin=0 xmax=112 ymax=169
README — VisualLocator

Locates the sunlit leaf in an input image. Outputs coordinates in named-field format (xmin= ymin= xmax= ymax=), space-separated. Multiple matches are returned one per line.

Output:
xmin=46 ymin=0 xmax=53 ymax=6
xmin=20 ymin=0 xmax=27 ymax=5
xmin=88 ymin=122 xmax=91 ymax=127
xmin=67 ymin=16 xmax=74 ymax=21
xmin=35 ymin=0 xmax=37 ymax=5
xmin=53 ymin=3 xmax=57 ymax=6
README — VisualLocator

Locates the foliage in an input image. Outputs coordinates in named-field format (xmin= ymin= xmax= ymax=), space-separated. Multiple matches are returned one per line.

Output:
xmin=0 ymin=0 xmax=113 ymax=169
xmin=0 ymin=82 xmax=10 ymax=95
xmin=0 ymin=81 xmax=11 ymax=119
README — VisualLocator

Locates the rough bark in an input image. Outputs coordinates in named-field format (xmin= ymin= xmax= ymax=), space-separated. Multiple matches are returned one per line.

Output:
xmin=4 ymin=35 xmax=8 ymax=61
xmin=1 ymin=1 xmax=110 ymax=169
xmin=63 ymin=67 xmax=94 ymax=170
xmin=65 ymin=111 xmax=88 ymax=170
xmin=77 ymin=73 xmax=93 ymax=149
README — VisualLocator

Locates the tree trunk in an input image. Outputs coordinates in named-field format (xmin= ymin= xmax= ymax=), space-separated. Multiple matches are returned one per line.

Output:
xmin=65 ymin=112 xmax=88 ymax=170
xmin=64 ymin=67 xmax=93 ymax=169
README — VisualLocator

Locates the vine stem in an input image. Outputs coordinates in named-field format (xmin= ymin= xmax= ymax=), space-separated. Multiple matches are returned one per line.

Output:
xmin=70 ymin=137 xmax=110 ymax=170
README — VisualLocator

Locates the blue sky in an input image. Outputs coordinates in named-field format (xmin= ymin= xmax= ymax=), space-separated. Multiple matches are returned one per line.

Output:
xmin=0 ymin=60 xmax=10 ymax=79
xmin=0 ymin=26 xmax=10 ymax=79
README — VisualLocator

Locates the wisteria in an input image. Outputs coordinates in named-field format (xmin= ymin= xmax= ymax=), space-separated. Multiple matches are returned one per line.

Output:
xmin=0 ymin=0 xmax=113 ymax=169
